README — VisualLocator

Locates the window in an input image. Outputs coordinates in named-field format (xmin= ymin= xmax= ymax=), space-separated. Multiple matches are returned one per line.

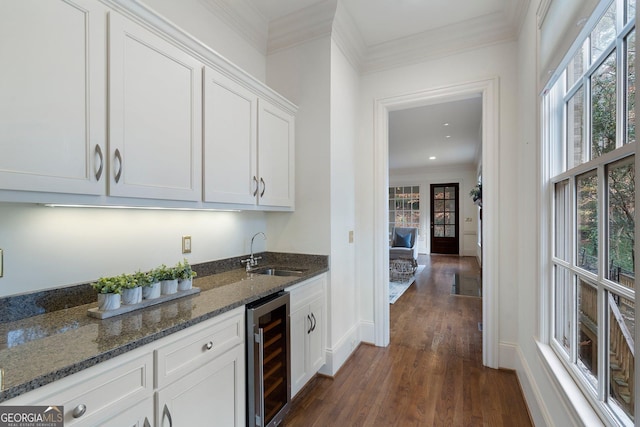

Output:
xmin=544 ymin=0 xmax=636 ymax=425
xmin=389 ymin=186 xmax=420 ymax=239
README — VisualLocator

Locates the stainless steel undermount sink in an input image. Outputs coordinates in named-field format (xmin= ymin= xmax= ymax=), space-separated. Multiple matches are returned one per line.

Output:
xmin=251 ymin=267 xmax=307 ymax=277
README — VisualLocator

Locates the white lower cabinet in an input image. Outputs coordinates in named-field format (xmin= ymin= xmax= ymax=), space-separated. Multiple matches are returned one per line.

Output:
xmin=286 ymin=274 xmax=326 ymax=397
xmin=154 ymin=306 xmax=245 ymax=427
xmin=155 ymin=344 xmax=244 ymax=427
xmin=4 ymin=347 xmax=154 ymax=426
xmin=2 ymin=307 xmax=245 ymax=427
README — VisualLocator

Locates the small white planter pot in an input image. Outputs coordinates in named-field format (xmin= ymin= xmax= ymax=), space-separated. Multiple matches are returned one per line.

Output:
xmin=178 ymin=278 xmax=192 ymax=291
xmin=122 ymin=286 xmax=142 ymax=305
xmin=161 ymin=279 xmax=178 ymax=295
xmin=142 ymin=282 xmax=161 ymax=300
xmin=97 ymin=293 xmax=121 ymax=311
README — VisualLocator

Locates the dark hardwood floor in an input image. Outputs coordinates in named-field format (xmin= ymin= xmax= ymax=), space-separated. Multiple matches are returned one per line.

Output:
xmin=283 ymin=255 xmax=532 ymax=426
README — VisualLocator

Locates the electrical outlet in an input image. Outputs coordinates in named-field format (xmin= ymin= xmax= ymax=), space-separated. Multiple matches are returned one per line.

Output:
xmin=182 ymin=236 xmax=192 ymax=254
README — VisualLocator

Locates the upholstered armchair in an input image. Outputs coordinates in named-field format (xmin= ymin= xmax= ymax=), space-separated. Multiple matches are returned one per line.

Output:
xmin=389 ymin=227 xmax=418 ymax=262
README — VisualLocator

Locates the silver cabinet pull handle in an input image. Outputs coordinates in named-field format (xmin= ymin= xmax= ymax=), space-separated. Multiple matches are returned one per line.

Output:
xmin=114 ymin=148 xmax=123 ymax=183
xmin=94 ymin=144 xmax=104 ymax=181
xmin=163 ymin=404 xmax=173 ymax=427
xmin=205 ymin=341 xmax=213 ymax=350
xmin=260 ymin=177 xmax=266 ymax=197
xmin=253 ymin=176 xmax=259 ymax=196
xmin=311 ymin=313 xmax=317 ymax=332
xmin=307 ymin=314 xmax=312 ymax=334
xmin=72 ymin=404 xmax=86 ymax=418
xmin=143 ymin=417 xmax=151 ymax=427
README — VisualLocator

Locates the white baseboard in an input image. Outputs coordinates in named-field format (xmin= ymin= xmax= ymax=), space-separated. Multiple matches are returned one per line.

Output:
xmin=359 ymin=320 xmax=375 ymax=344
xmin=499 ymin=341 xmax=518 ymax=369
xmin=318 ymin=323 xmax=360 ymax=376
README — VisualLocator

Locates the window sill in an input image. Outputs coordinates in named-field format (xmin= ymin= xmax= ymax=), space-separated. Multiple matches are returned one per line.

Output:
xmin=535 ymin=341 xmax=605 ymax=426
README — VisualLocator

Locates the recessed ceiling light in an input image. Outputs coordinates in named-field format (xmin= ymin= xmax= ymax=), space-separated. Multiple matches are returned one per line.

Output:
xmin=443 ymin=123 xmax=449 ymax=126
xmin=446 ymin=135 xmax=451 ymax=138
xmin=429 ymin=156 xmax=436 ymax=160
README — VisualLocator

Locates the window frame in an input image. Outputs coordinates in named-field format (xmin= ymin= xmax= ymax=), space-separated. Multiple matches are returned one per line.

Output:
xmin=542 ymin=0 xmax=637 ymax=425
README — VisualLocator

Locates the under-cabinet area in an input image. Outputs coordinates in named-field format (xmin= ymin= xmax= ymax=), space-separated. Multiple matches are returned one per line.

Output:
xmin=0 ymin=0 xmax=295 ymax=210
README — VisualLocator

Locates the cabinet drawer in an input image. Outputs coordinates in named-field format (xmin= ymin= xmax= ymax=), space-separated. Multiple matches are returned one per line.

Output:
xmin=155 ymin=306 xmax=244 ymax=389
xmin=6 ymin=348 xmax=153 ymax=427
xmin=286 ymin=274 xmax=326 ymax=311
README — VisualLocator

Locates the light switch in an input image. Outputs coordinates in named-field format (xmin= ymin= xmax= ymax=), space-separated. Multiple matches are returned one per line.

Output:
xmin=182 ymin=236 xmax=192 ymax=254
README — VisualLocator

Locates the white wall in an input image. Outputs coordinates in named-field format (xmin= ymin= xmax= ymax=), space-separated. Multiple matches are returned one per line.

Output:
xmin=356 ymin=42 xmax=519 ymax=351
xmin=0 ymin=203 xmax=267 ymax=296
xmin=265 ymin=37 xmax=332 ymax=255
xmin=141 ymin=0 xmax=267 ymax=81
xmin=326 ymin=38 xmax=359 ymax=373
xmin=390 ymin=166 xmax=478 ymax=256
xmin=265 ymin=35 xmax=361 ymax=375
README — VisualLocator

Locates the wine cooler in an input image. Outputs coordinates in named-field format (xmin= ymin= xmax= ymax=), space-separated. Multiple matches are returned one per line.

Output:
xmin=246 ymin=291 xmax=291 ymax=427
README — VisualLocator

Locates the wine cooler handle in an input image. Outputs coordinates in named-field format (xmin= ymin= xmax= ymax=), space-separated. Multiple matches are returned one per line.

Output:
xmin=257 ymin=328 xmax=265 ymax=427
xmin=162 ymin=404 xmax=173 ymax=427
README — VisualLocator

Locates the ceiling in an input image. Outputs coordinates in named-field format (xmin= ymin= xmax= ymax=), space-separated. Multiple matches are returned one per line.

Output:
xmin=388 ymin=98 xmax=482 ymax=171
xmin=242 ymin=0 xmax=521 ymax=171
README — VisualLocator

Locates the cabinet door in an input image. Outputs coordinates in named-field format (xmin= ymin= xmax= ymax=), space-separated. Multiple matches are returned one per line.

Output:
xmin=91 ymin=397 xmax=153 ymax=427
xmin=203 ymin=66 xmax=257 ymax=205
xmin=289 ymin=306 xmax=309 ymax=397
xmin=156 ymin=344 xmax=245 ymax=427
xmin=109 ymin=13 xmax=202 ymax=201
xmin=0 ymin=0 xmax=107 ymax=195
xmin=308 ymin=297 xmax=325 ymax=374
xmin=257 ymin=100 xmax=294 ymax=208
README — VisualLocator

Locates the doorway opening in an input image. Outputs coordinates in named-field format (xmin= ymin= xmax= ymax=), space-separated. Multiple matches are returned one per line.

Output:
xmin=374 ymin=78 xmax=500 ymax=368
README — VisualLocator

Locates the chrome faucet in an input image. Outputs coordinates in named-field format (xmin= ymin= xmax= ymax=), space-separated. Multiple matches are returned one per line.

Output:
xmin=242 ymin=232 xmax=266 ymax=271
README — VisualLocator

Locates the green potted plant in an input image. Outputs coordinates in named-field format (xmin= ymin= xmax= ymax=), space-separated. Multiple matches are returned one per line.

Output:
xmin=155 ymin=264 xmax=179 ymax=295
xmin=138 ymin=270 xmax=161 ymax=300
xmin=176 ymin=258 xmax=197 ymax=291
xmin=92 ymin=276 xmax=122 ymax=311
xmin=469 ymin=184 xmax=482 ymax=206
xmin=119 ymin=273 xmax=142 ymax=305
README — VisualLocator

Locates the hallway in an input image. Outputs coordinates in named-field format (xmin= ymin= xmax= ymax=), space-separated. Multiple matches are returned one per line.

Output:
xmin=284 ymin=255 xmax=532 ymax=426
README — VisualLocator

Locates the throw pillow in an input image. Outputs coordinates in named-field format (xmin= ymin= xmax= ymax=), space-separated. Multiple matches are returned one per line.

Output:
xmin=393 ymin=232 xmax=412 ymax=248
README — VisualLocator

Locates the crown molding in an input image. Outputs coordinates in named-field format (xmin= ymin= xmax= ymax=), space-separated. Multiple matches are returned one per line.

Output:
xmin=207 ymin=0 xmax=529 ymax=74
xmin=266 ymin=1 xmax=337 ymax=54
xmin=361 ymin=11 xmax=519 ymax=73
xmin=331 ymin=1 xmax=366 ymax=73
xmin=199 ymin=0 xmax=268 ymax=54
xmin=536 ymin=0 xmax=553 ymax=29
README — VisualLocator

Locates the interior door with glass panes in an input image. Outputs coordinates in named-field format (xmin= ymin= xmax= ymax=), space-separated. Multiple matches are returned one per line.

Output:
xmin=430 ymin=183 xmax=459 ymax=254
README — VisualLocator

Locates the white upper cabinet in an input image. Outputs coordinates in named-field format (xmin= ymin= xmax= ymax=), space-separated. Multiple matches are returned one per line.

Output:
xmin=203 ymin=66 xmax=258 ymax=205
xmin=0 ymin=0 xmax=107 ymax=195
xmin=108 ymin=13 xmax=202 ymax=202
xmin=204 ymin=67 xmax=295 ymax=209
xmin=257 ymin=100 xmax=295 ymax=208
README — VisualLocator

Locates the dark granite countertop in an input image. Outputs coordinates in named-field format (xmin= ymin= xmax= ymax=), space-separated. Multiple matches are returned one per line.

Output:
xmin=0 ymin=253 xmax=328 ymax=402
